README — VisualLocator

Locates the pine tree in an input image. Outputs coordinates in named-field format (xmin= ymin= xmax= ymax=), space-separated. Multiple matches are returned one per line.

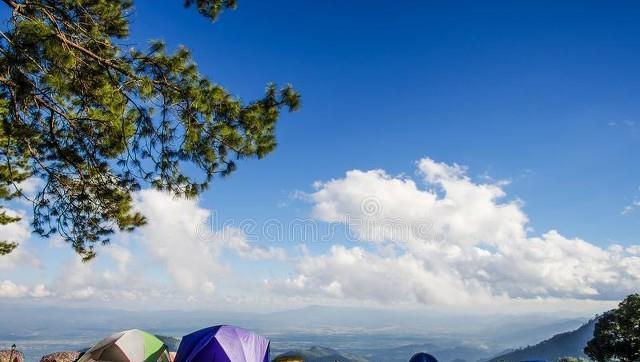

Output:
xmin=585 ymin=294 xmax=640 ymax=362
xmin=0 ymin=0 xmax=300 ymax=260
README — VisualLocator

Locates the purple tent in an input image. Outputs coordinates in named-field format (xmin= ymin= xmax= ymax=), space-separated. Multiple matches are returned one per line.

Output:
xmin=174 ymin=325 xmax=270 ymax=362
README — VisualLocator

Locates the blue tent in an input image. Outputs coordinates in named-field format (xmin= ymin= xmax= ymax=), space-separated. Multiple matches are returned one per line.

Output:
xmin=409 ymin=352 xmax=438 ymax=362
xmin=174 ymin=325 xmax=269 ymax=362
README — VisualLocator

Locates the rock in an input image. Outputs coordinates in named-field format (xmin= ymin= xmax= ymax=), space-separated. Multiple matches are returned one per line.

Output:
xmin=0 ymin=349 xmax=24 ymax=362
xmin=40 ymin=351 xmax=81 ymax=362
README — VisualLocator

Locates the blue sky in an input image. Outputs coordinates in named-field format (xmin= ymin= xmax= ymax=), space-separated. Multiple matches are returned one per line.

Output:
xmin=1 ymin=0 xmax=639 ymax=312
xmin=127 ymin=0 xmax=640 ymax=243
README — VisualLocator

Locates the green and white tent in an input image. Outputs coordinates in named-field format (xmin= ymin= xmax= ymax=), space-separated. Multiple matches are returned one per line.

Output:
xmin=78 ymin=329 xmax=170 ymax=362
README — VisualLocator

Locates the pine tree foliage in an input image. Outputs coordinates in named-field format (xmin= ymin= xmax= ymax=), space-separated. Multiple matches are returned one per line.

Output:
xmin=0 ymin=0 xmax=300 ymax=260
xmin=584 ymin=294 xmax=640 ymax=362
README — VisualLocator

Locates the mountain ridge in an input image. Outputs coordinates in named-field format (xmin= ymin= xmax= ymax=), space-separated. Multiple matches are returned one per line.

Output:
xmin=487 ymin=318 xmax=597 ymax=362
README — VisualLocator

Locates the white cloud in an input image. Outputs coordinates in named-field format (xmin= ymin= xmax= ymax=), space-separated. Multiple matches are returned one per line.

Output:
xmin=0 ymin=208 xmax=155 ymax=302
xmin=311 ymin=158 xmax=527 ymax=246
xmin=0 ymin=280 xmax=50 ymax=298
xmin=103 ymin=244 xmax=132 ymax=273
xmin=608 ymin=120 xmax=636 ymax=127
xmin=131 ymin=189 xmax=286 ymax=296
xmin=0 ymin=208 xmax=40 ymax=270
xmin=30 ymin=284 xmax=51 ymax=298
xmin=621 ymin=200 xmax=640 ymax=215
xmin=0 ymin=208 xmax=30 ymax=245
xmin=0 ymin=189 xmax=286 ymax=304
xmin=48 ymin=235 xmax=66 ymax=249
xmin=52 ymin=248 xmax=160 ymax=302
xmin=270 ymin=157 xmax=640 ymax=305
xmin=0 ymin=280 xmax=29 ymax=298
xmin=269 ymin=245 xmax=491 ymax=305
xmin=221 ymin=227 xmax=287 ymax=260
xmin=2 ymin=160 xmax=636 ymax=311
xmin=627 ymin=245 xmax=640 ymax=255
xmin=131 ymin=190 xmax=227 ymax=295
xmin=17 ymin=177 xmax=42 ymax=198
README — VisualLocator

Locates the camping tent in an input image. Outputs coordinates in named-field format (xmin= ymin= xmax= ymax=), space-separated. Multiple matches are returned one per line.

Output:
xmin=174 ymin=325 xmax=269 ymax=362
xmin=77 ymin=329 xmax=169 ymax=362
xmin=409 ymin=352 xmax=438 ymax=362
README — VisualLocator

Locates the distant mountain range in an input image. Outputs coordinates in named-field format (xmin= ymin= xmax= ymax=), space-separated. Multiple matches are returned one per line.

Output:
xmin=487 ymin=318 xmax=597 ymax=362
xmin=362 ymin=342 xmax=491 ymax=362
xmin=272 ymin=317 xmax=599 ymax=362
xmin=281 ymin=319 xmax=596 ymax=362
xmin=0 ymin=303 xmax=599 ymax=362
xmin=272 ymin=342 xmax=491 ymax=362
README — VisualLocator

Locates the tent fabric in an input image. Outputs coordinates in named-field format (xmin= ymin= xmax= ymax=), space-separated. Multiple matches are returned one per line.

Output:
xmin=175 ymin=325 xmax=270 ymax=362
xmin=215 ymin=326 xmax=269 ymax=362
xmin=197 ymin=338 xmax=230 ymax=362
xmin=173 ymin=326 xmax=222 ymax=361
xmin=89 ymin=331 xmax=126 ymax=356
xmin=78 ymin=329 xmax=169 ymax=362
xmin=116 ymin=330 xmax=145 ymax=360
xmin=409 ymin=352 xmax=439 ymax=362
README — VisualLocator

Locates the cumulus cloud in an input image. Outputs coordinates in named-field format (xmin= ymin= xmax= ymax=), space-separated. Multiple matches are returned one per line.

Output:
xmin=269 ymin=245 xmax=492 ymax=305
xmin=103 ymin=244 xmax=132 ymax=273
xmin=0 ymin=280 xmax=29 ymax=298
xmin=55 ymin=255 xmax=116 ymax=300
xmin=0 ymin=201 xmax=156 ymax=302
xmin=51 ymin=243 xmax=167 ymax=303
xmin=2 ymin=160 xmax=636 ymax=310
xmin=30 ymin=284 xmax=51 ymax=298
xmin=131 ymin=189 xmax=217 ymax=294
xmin=311 ymin=159 xmax=527 ymax=246
xmin=270 ymin=158 xmax=640 ymax=305
xmin=17 ymin=177 xmax=42 ymax=198
xmin=42 ymin=190 xmax=286 ymax=303
xmin=221 ymin=227 xmax=287 ymax=260
xmin=0 ymin=280 xmax=50 ymax=298
xmin=131 ymin=189 xmax=286 ymax=297
xmin=0 ymin=189 xmax=285 ymax=304
xmin=0 ymin=208 xmax=40 ymax=270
